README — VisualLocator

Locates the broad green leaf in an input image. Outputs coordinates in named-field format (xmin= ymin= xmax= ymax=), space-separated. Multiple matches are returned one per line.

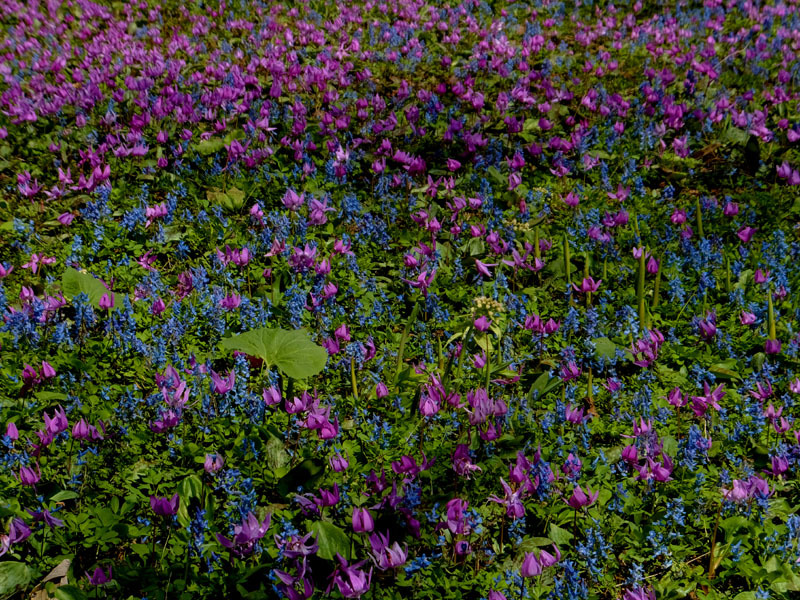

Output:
xmin=55 ymin=586 xmax=89 ymax=600
xmin=178 ymin=474 xmax=203 ymax=502
xmin=277 ymin=458 xmax=326 ymax=498
xmin=309 ymin=521 xmax=350 ymax=560
xmin=196 ymin=138 xmax=225 ymax=155
xmin=61 ymin=268 xmax=121 ymax=311
xmin=50 ymin=490 xmax=79 ymax=503
xmin=592 ymin=337 xmax=617 ymax=360
xmin=548 ymin=523 xmax=573 ymax=546
xmin=0 ymin=561 xmax=31 ymax=595
xmin=220 ymin=328 xmax=327 ymax=380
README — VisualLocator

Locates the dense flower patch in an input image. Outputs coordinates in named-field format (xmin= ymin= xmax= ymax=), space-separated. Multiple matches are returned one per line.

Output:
xmin=2 ymin=0 xmax=800 ymax=598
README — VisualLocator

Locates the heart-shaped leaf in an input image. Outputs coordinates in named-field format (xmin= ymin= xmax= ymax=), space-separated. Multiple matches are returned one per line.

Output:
xmin=61 ymin=268 xmax=121 ymax=311
xmin=221 ymin=328 xmax=327 ymax=380
xmin=309 ymin=521 xmax=350 ymax=560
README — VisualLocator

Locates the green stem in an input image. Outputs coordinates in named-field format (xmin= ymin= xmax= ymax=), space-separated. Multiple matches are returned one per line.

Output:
xmin=350 ymin=358 xmax=359 ymax=400
xmin=767 ymin=286 xmax=776 ymax=340
xmin=637 ymin=250 xmax=646 ymax=330
xmin=708 ymin=499 xmax=724 ymax=579
xmin=652 ymin=266 xmax=661 ymax=310
xmin=696 ymin=197 xmax=704 ymax=238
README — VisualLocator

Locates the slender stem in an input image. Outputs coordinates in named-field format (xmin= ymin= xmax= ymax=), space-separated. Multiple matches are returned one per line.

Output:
xmin=637 ymin=250 xmax=646 ymax=331
xmin=708 ymin=499 xmax=724 ymax=579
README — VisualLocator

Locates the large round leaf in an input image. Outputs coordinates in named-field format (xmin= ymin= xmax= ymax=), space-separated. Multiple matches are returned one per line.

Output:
xmin=0 ymin=561 xmax=31 ymax=596
xmin=220 ymin=328 xmax=327 ymax=380
xmin=61 ymin=267 xmax=122 ymax=311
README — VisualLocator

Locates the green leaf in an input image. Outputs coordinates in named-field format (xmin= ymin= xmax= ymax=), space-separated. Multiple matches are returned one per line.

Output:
xmin=592 ymin=337 xmax=617 ymax=360
xmin=277 ymin=458 xmax=326 ymax=498
xmin=548 ymin=523 xmax=573 ymax=546
xmin=55 ymin=585 xmax=89 ymax=600
xmin=309 ymin=521 xmax=350 ymax=560
xmin=50 ymin=490 xmax=79 ymax=503
xmin=178 ymin=474 xmax=203 ymax=502
xmin=220 ymin=328 xmax=327 ymax=380
xmin=61 ymin=268 xmax=121 ymax=311
xmin=196 ymin=138 xmax=225 ymax=155
xmin=0 ymin=561 xmax=31 ymax=595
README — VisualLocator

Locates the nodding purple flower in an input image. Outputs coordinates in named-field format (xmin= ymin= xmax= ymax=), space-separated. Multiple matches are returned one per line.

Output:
xmin=489 ymin=477 xmax=526 ymax=519
xmin=740 ymin=311 xmax=757 ymax=325
xmin=204 ymin=453 xmax=224 ymax=474
xmin=28 ymin=508 xmax=64 ymax=528
xmin=690 ymin=382 xmax=725 ymax=417
xmin=332 ymin=554 xmax=373 ymax=598
xmin=86 ymin=566 xmax=113 ymax=586
xmin=452 ymin=444 xmax=482 ymax=479
xmin=623 ymin=586 xmax=656 ymax=600
xmin=737 ymin=226 xmax=756 ymax=244
xmin=216 ymin=511 xmax=271 ymax=556
xmin=488 ymin=591 xmax=508 ymax=600
xmin=19 ymin=464 xmax=41 ymax=486
xmin=473 ymin=315 xmax=491 ymax=332
xmin=98 ymin=292 xmax=114 ymax=310
xmin=474 ymin=259 xmax=497 ymax=278
xmin=723 ymin=201 xmax=739 ymax=216
xmin=43 ymin=405 xmax=68 ymax=435
xmin=262 ymin=386 xmax=281 ymax=406
xmin=565 ymin=404 xmax=585 ymax=424
xmin=315 ymin=483 xmax=340 ymax=507
xmin=151 ymin=297 xmax=166 ymax=316
xmin=5 ymin=422 xmax=18 ymax=441
xmin=646 ymin=256 xmax=659 ymax=274
xmin=622 ymin=445 xmax=639 ymax=465
xmin=329 ymin=451 xmax=349 ymax=472
xmin=72 ymin=418 xmax=91 ymax=440
xmin=40 ymin=361 xmax=56 ymax=379
xmin=563 ymin=191 xmax=580 ymax=207
xmin=521 ymin=545 xmax=561 ymax=577
xmin=352 ymin=507 xmax=375 ymax=533
xmin=375 ymin=382 xmax=389 ymax=398
xmin=723 ymin=475 xmax=771 ymax=502
xmin=765 ymin=338 xmax=781 ymax=355
xmin=369 ymin=531 xmax=408 ymax=570
xmin=210 ymin=370 xmax=235 ymax=394
xmin=150 ymin=493 xmax=179 ymax=516
xmin=670 ymin=209 xmax=687 ymax=224
xmin=9 ymin=517 xmax=30 ymax=543
xmin=220 ymin=293 xmax=241 ymax=311
xmin=566 ymin=485 xmax=599 ymax=509
xmin=770 ymin=455 xmax=789 ymax=477
xmin=572 ymin=276 xmax=601 ymax=294
xmin=666 ymin=386 xmax=688 ymax=408
xmin=560 ymin=362 xmax=581 ymax=382
xmin=276 ymin=532 xmax=319 ymax=560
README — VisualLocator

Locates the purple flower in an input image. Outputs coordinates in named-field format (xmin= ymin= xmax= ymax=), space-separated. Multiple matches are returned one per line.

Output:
xmin=27 ymin=508 xmax=64 ymax=528
xmin=765 ymin=339 xmax=781 ymax=355
xmin=333 ymin=554 xmax=372 ymax=598
xmin=204 ymin=453 xmax=224 ymax=474
xmin=572 ymin=276 xmax=601 ymax=294
xmin=86 ymin=566 xmax=113 ymax=586
xmin=210 ymin=370 xmax=235 ymax=394
xmin=150 ymin=493 xmax=179 ymax=516
xmin=488 ymin=478 xmax=526 ymax=519
xmin=98 ymin=292 xmax=114 ymax=310
xmin=352 ymin=507 xmax=374 ymax=533
xmin=216 ymin=511 xmax=271 ymax=556
xmin=473 ymin=315 xmax=491 ymax=332
xmin=623 ymin=586 xmax=656 ymax=600
xmin=368 ymin=531 xmax=408 ymax=570
xmin=566 ymin=485 xmax=598 ymax=509
xmin=19 ymin=464 xmax=41 ymax=486
xmin=9 ymin=517 xmax=30 ymax=543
